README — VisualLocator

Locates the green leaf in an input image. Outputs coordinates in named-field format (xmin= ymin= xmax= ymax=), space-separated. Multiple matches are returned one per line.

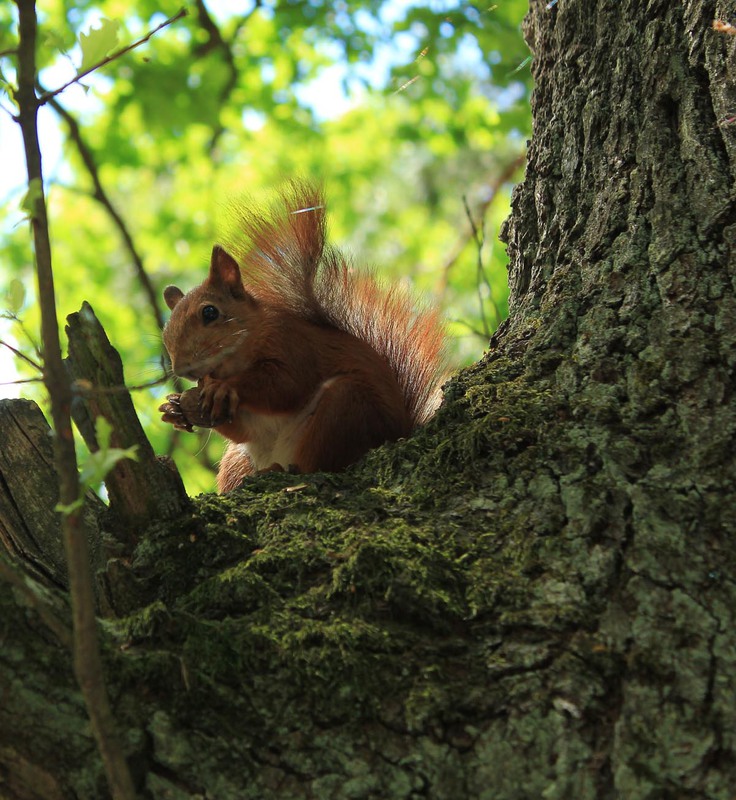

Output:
xmin=0 ymin=65 xmax=16 ymax=106
xmin=57 ymin=417 xmax=138 ymax=518
xmin=55 ymin=497 xmax=86 ymax=516
xmin=20 ymin=178 xmax=43 ymax=221
xmin=78 ymin=443 xmax=139 ymax=488
xmin=78 ymin=416 xmax=139 ymax=488
xmin=44 ymin=29 xmax=69 ymax=56
xmin=96 ymin=415 xmax=114 ymax=448
xmin=78 ymin=18 xmax=121 ymax=75
xmin=5 ymin=279 xmax=26 ymax=314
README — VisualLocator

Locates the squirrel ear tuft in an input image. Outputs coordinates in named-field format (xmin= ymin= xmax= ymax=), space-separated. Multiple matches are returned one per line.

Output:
xmin=164 ymin=285 xmax=184 ymax=310
xmin=209 ymin=246 xmax=250 ymax=301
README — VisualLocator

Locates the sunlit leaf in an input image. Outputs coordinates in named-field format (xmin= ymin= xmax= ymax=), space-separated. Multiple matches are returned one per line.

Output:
xmin=58 ymin=416 xmax=139 ymax=517
xmin=0 ymin=65 xmax=16 ymax=106
xmin=44 ymin=29 xmax=69 ymax=56
xmin=5 ymin=279 xmax=26 ymax=314
xmin=20 ymin=178 xmax=43 ymax=221
xmin=78 ymin=416 xmax=138 ymax=489
xmin=78 ymin=18 xmax=121 ymax=75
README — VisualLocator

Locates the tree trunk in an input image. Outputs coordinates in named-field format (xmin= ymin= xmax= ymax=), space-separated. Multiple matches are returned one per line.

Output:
xmin=1 ymin=0 xmax=735 ymax=797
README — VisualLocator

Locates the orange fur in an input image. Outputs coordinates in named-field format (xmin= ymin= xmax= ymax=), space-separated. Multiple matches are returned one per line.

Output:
xmin=162 ymin=182 xmax=449 ymax=491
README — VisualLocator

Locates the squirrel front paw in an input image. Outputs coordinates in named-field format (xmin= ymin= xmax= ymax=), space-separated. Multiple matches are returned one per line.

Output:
xmin=159 ymin=392 xmax=196 ymax=433
xmin=200 ymin=376 xmax=240 ymax=422
xmin=159 ymin=385 xmax=230 ymax=431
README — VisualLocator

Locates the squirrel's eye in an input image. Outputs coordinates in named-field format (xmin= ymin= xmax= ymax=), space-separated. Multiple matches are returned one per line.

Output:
xmin=201 ymin=305 xmax=219 ymax=324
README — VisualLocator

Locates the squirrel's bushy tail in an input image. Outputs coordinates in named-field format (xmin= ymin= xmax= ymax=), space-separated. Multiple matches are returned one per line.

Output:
xmin=222 ymin=181 xmax=449 ymax=426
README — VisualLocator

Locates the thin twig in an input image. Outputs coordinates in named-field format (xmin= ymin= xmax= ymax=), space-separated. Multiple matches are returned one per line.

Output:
xmin=46 ymin=95 xmax=167 ymax=331
xmin=0 ymin=101 xmax=17 ymax=120
xmin=0 ymin=338 xmax=43 ymax=371
xmin=462 ymin=195 xmax=495 ymax=336
xmin=437 ymin=151 xmax=527 ymax=294
xmin=0 ymin=376 xmax=44 ymax=387
xmin=447 ymin=317 xmax=493 ymax=339
xmin=73 ymin=374 xmax=169 ymax=395
xmin=192 ymin=0 xmax=239 ymax=150
xmin=36 ymin=8 xmax=187 ymax=106
xmin=0 ymin=372 xmax=168 ymax=392
xmin=2 ymin=311 xmax=43 ymax=360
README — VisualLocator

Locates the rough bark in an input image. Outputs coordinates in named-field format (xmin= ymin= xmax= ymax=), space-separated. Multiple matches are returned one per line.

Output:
xmin=0 ymin=399 xmax=107 ymax=588
xmin=1 ymin=0 xmax=735 ymax=798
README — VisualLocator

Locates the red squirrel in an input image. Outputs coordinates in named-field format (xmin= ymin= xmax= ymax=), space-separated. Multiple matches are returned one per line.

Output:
xmin=159 ymin=183 xmax=448 ymax=492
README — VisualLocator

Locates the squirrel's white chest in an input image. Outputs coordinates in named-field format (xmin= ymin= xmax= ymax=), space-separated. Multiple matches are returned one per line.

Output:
xmin=238 ymin=410 xmax=305 ymax=470
xmin=233 ymin=379 xmax=335 ymax=471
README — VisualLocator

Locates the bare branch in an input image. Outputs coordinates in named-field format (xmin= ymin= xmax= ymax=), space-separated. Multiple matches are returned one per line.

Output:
xmin=72 ymin=374 xmax=169 ymax=395
xmin=0 ymin=338 xmax=43 ymax=372
xmin=0 ymin=101 xmax=17 ymax=120
xmin=447 ymin=317 xmax=493 ymax=339
xmin=462 ymin=195 xmax=494 ymax=337
xmin=192 ymin=0 xmax=242 ymax=150
xmin=0 ymin=376 xmax=44 ymax=387
xmin=2 ymin=311 xmax=43 ymax=360
xmin=46 ymin=95 xmax=167 ymax=332
xmin=437 ymin=151 xmax=527 ymax=295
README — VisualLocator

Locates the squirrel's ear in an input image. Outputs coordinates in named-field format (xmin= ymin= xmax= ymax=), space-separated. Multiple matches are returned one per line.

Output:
xmin=164 ymin=285 xmax=184 ymax=310
xmin=209 ymin=246 xmax=250 ymax=301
